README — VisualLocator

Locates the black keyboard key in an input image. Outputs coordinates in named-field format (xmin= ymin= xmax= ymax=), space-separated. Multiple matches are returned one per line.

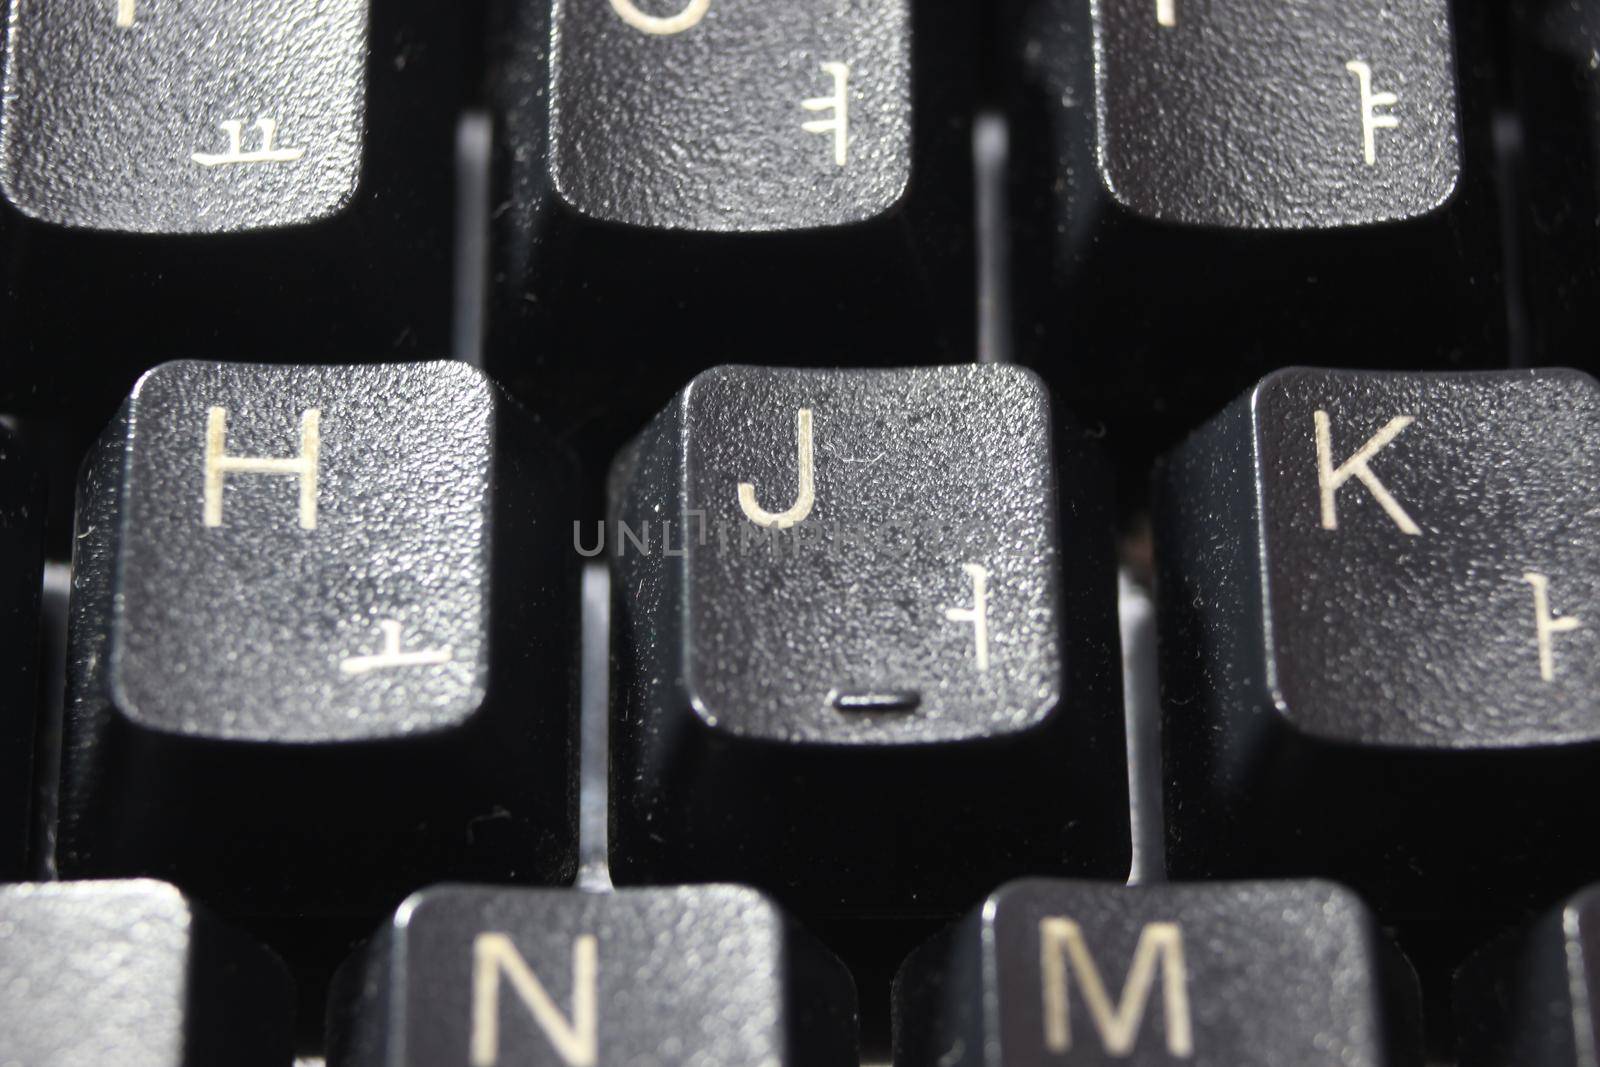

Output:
xmin=0 ymin=0 xmax=461 ymax=408
xmin=1509 ymin=0 xmax=1600 ymax=364
xmin=486 ymin=2 xmax=977 ymax=462
xmin=1157 ymin=368 xmax=1600 ymax=919
xmin=2 ymin=2 xmax=364 ymax=233
xmin=1456 ymin=884 xmax=1600 ymax=1067
xmin=1004 ymin=0 xmax=1505 ymax=487
xmin=0 ymin=426 xmax=42 ymax=880
xmin=59 ymin=361 xmax=579 ymax=918
xmin=895 ymin=878 xmax=1421 ymax=1067
xmin=0 ymin=879 xmax=292 ymax=1067
xmin=328 ymin=884 xmax=858 ymax=1067
xmin=609 ymin=365 xmax=1129 ymax=914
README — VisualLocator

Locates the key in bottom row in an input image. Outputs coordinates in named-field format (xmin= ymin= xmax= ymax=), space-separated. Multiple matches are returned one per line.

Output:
xmin=329 ymin=884 xmax=858 ymax=1066
xmin=1 ymin=879 xmax=1445 ymax=1066
xmin=0 ymin=880 xmax=293 ymax=1067
xmin=895 ymin=879 xmax=1423 ymax=1067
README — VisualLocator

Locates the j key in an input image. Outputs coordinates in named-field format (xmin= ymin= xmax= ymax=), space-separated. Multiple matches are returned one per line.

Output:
xmin=1455 ymin=884 xmax=1600 ymax=1067
xmin=608 ymin=365 xmax=1130 ymax=915
xmin=1156 ymin=368 xmax=1600 ymax=920
xmin=0 ymin=0 xmax=460 ymax=409
xmin=0 ymin=427 xmax=42 ymax=880
xmin=58 ymin=361 xmax=579 ymax=920
xmin=1004 ymin=0 xmax=1505 ymax=490
xmin=1509 ymin=0 xmax=1600 ymax=364
xmin=0 ymin=879 xmax=292 ymax=1067
xmin=328 ymin=884 xmax=858 ymax=1067
xmin=485 ymin=1 xmax=977 ymax=464
xmin=894 ymin=879 xmax=1422 ymax=1067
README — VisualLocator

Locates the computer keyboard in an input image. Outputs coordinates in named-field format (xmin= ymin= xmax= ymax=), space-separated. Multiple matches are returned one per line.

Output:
xmin=0 ymin=1 xmax=1595 ymax=1066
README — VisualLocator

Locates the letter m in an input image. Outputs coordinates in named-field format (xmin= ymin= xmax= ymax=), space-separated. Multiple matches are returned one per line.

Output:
xmin=1039 ymin=917 xmax=1194 ymax=1058
xmin=471 ymin=932 xmax=598 ymax=1067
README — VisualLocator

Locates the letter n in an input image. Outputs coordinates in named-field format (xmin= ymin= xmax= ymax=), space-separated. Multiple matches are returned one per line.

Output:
xmin=470 ymin=932 xmax=598 ymax=1067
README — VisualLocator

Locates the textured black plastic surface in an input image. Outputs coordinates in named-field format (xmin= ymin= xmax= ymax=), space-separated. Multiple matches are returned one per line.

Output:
xmin=1094 ymin=0 xmax=1460 ymax=229
xmin=1004 ymin=0 xmax=1505 ymax=502
xmin=551 ymin=0 xmax=909 ymax=231
xmin=485 ymin=1 xmax=976 ymax=474
xmin=1456 ymin=883 xmax=1600 ymax=1067
xmin=0 ymin=424 xmax=41 ymax=880
xmin=894 ymin=878 xmax=1422 ymax=1067
xmin=1157 ymin=368 xmax=1600 ymax=920
xmin=0 ymin=879 xmax=292 ymax=1067
xmin=2 ymin=0 xmax=367 ymax=234
xmin=609 ymin=365 xmax=1129 ymax=914
xmin=329 ymin=884 xmax=859 ymax=1067
xmin=58 ymin=361 xmax=579 ymax=920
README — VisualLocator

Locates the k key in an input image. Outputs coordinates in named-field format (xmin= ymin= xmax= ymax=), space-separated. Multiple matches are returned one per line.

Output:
xmin=1456 ymin=884 xmax=1600 ymax=1067
xmin=1157 ymin=368 xmax=1600 ymax=920
xmin=608 ymin=366 xmax=1130 ymax=916
xmin=486 ymin=0 xmax=977 ymax=463
xmin=329 ymin=884 xmax=858 ymax=1067
xmin=0 ymin=879 xmax=293 ymax=1067
xmin=58 ymin=361 xmax=579 ymax=922
xmin=0 ymin=0 xmax=461 ymax=409
xmin=895 ymin=879 xmax=1422 ymax=1067
xmin=1004 ymin=0 xmax=1505 ymax=488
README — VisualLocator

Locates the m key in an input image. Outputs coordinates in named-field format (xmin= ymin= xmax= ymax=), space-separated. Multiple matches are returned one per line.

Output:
xmin=0 ymin=0 xmax=461 ymax=410
xmin=1157 ymin=368 xmax=1600 ymax=921
xmin=0 ymin=879 xmax=293 ymax=1067
xmin=58 ymin=361 xmax=579 ymax=922
xmin=894 ymin=879 xmax=1422 ymax=1067
xmin=485 ymin=0 xmax=977 ymax=464
xmin=328 ymin=884 xmax=858 ymax=1067
xmin=1003 ymin=0 xmax=1505 ymax=491
xmin=608 ymin=365 xmax=1130 ymax=916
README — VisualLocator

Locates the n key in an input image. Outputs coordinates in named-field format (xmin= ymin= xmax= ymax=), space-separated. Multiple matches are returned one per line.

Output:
xmin=895 ymin=879 xmax=1422 ymax=1067
xmin=608 ymin=366 xmax=1131 ymax=916
xmin=58 ymin=361 xmax=579 ymax=922
xmin=1157 ymin=368 xmax=1600 ymax=920
xmin=0 ymin=0 xmax=461 ymax=411
xmin=485 ymin=0 xmax=977 ymax=465
xmin=1003 ymin=0 xmax=1505 ymax=492
xmin=328 ymin=884 xmax=858 ymax=1067
xmin=0 ymin=880 xmax=292 ymax=1067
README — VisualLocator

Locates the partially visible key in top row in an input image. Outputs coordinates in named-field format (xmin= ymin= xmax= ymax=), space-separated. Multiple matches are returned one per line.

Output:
xmin=1006 ymin=0 xmax=1506 ymax=481
xmin=0 ymin=0 xmax=460 ymax=407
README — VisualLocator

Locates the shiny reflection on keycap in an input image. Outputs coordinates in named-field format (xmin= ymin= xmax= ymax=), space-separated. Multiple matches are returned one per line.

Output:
xmin=829 ymin=689 xmax=921 ymax=713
